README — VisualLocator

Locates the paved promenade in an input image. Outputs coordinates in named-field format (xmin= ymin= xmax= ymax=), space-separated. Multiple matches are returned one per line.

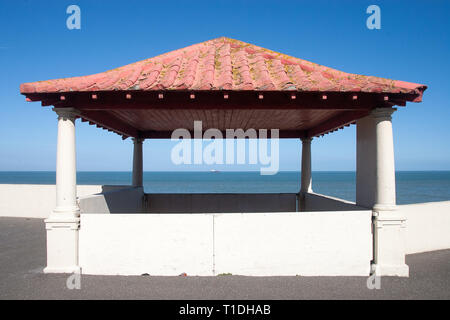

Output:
xmin=0 ymin=217 xmax=449 ymax=299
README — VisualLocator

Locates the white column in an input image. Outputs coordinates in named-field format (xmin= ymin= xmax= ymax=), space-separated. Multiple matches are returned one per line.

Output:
xmin=300 ymin=137 xmax=313 ymax=193
xmin=356 ymin=108 xmax=408 ymax=277
xmin=373 ymin=109 xmax=397 ymax=210
xmin=44 ymin=108 xmax=80 ymax=274
xmin=132 ymin=138 xmax=143 ymax=187
xmin=298 ymin=137 xmax=312 ymax=211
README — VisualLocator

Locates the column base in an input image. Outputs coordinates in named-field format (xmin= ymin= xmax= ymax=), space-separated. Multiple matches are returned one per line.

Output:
xmin=52 ymin=206 xmax=80 ymax=217
xmin=373 ymin=203 xmax=397 ymax=213
xmin=371 ymin=263 xmax=409 ymax=277
xmin=372 ymin=211 xmax=409 ymax=277
xmin=298 ymin=191 xmax=310 ymax=212
xmin=45 ymin=215 xmax=80 ymax=274
xmin=43 ymin=266 xmax=81 ymax=274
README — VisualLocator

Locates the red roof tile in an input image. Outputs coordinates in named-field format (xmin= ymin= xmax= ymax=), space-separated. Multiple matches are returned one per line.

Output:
xmin=20 ymin=37 xmax=427 ymax=102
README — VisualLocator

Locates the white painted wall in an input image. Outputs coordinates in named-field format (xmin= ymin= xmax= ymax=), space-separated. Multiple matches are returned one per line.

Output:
xmin=0 ymin=185 xmax=366 ymax=218
xmin=79 ymin=211 xmax=372 ymax=276
xmin=0 ymin=184 xmax=111 ymax=218
xmin=79 ymin=214 xmax=214 ymax=276
xmin=146 ymin=193 xmax=296 ymax=213
xmin=2 ymin=183 xmax=449 ymax=275
xmin=79 ymin=187 xmax=144 ymax=213
xmin=145 ymin=192 xmax=367 ymax=213
xmin=400 ymin=201 xmax=450 ymax=254
xmin=304 ymin=192 xmax=368 ymax=211
xmin=214 ymin=211 xmax=372 ymax=276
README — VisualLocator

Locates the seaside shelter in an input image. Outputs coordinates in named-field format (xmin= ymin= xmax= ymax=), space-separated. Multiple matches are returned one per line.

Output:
xmin=20 ymin=37 xmax=427 ymax=277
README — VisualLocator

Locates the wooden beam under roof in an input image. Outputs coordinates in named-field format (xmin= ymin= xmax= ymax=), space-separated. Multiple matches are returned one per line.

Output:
xmin=307 ymin=110 xmax=370 ymax=138
xmin=79 ymin=110 xmax=140 ymax=139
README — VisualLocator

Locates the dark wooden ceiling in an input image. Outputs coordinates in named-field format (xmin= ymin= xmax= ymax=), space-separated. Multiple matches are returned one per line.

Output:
xmin=24 ymin=90 xmax=408 ymax=139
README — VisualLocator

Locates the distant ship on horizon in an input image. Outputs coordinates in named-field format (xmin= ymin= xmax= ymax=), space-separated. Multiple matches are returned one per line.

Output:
xmin=210 ymin=169 xmax=220 ymax=173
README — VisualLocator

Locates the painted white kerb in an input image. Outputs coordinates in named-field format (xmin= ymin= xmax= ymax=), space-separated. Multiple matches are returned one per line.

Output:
xmin=44 ymin=108 xmax=81 ymax=274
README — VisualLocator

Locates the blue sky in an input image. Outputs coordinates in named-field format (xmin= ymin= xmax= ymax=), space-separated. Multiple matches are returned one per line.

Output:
xmin=0 ymin=0 xmax=449 ymax=171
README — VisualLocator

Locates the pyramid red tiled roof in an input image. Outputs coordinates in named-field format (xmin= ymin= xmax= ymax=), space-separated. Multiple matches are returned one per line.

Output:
xmin=20 ymin=37 xmax=426 ymax=102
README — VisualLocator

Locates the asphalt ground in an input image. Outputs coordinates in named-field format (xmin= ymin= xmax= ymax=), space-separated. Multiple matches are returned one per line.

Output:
xmin=0 ymin=217 xmax=449 ymax=299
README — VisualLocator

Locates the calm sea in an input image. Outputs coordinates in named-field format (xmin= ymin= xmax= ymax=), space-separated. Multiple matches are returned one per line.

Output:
xmin=0 ymin=171 xmax=449 ymax=205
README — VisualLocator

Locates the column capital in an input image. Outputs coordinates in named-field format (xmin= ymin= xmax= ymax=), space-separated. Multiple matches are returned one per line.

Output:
xmin=300 ymin=137 xmax=313 ymax=144
xmin=370 ymin=107 xmax=396 ymax=120
xmin=132 ymin=137 xmax=144 ymax=144
xmin=53 ymin=107 xmax=80 ymax=121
